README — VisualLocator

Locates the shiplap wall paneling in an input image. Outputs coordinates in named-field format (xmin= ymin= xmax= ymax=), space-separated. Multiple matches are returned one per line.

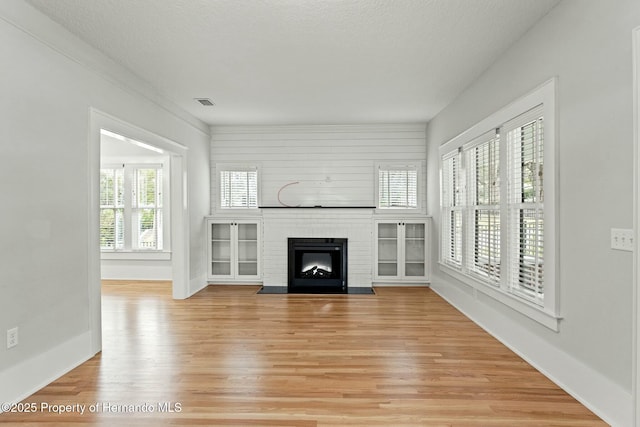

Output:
xmin=210 ymin=125 xmax=427 ymax=211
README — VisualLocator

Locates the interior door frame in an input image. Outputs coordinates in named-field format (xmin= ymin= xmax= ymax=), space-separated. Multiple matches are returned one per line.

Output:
xmin=633 ymin=24 xmax=640 ymax=427
xmin=87 ymin=108 xmax=190 ymax=355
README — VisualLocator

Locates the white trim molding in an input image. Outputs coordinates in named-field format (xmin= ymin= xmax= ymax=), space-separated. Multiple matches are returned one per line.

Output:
xmin=0 ymin=332 xmax=93 ymax=412
xmin=210 ymin=123 xmax=427 ymax=136
xmin=632 ymin=24 xmax=640 ymax=427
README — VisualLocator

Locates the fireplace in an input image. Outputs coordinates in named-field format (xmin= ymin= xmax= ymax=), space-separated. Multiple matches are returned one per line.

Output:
xmin=288 ymin=238 xmax=347 ymax=293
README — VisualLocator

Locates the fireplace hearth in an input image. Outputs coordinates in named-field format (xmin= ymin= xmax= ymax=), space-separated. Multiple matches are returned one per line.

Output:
xmin=288 ymin=238 xmax=347 ymax=293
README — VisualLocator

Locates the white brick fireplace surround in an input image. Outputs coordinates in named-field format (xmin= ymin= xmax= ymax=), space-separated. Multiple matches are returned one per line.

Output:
xmin=261 ymin=209 xmax=374 ymax=291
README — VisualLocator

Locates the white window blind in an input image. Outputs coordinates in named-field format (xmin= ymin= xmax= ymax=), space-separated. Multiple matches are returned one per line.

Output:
xmin=505 ymin=106 xmax=544 ymax=303
xmin=100 ymin=167 xmax=124 ymax=250
xmin=220 ymin=170 xmax=258 ymax=209
xmin=133 ymin=167 xmax=163 ymax=250
xmin=464 ymin=131 xmax=501 ymax=285
xmin=378 ymin=167 xmax=418 ymax=208
xmin=440 ymin=152 xmax=463 ymax=267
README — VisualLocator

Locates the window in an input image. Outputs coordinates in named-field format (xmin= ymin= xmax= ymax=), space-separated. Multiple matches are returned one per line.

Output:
xmin=100 ymin=164 xmax=165 ymax=251
xmin=100 ymin=167 xmax=124 ymax=250
xmin=220 ymin=169 xmax=258 ymax=209
xmin=506 ymin=108 xmax=545 ymax=303
xmin=465 ymin=130 xmax=501 ymax=285
xmin=378 ymin=165 xmax=419 ymax=209
xmin=133 ymin=167 xmax=163 ymax=250
xmin=441 ymin=152 xmax=463 ymax=267
xmin=438 ymin=80 xmax=556 ymax=329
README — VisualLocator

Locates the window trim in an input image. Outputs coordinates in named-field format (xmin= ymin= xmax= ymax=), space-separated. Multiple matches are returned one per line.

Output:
xmin=215 ymin=163 xmax=261 ymax=212
xmin=375 ymin=161 xmax=425 ymax=213
xmin=438 ymin=78 xmax=559 ymax=330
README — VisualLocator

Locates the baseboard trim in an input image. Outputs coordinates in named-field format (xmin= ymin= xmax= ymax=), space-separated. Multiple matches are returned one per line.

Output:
xmin=0 ymin=331 xmax=94 ymax=412
xmin=430 ymin=277 xmax=632 ymax=427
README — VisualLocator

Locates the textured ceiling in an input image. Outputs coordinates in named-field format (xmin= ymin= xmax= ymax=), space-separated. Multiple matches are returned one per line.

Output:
xmin=25 ymin=0 xmax=560 ymax=126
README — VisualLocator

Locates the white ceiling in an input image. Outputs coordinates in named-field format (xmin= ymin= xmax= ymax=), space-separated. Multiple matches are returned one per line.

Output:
xmin=101 ymin=132 xmax=166 ymax=158
xmin=25 ymin=0 xmax=560 ymax=126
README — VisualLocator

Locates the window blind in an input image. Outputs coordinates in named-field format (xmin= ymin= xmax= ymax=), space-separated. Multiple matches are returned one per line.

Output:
xmin=220 ymin=170 xmax=258 ymax=209
xmin=133 ymin=167 xmax=163 ymax=250
xmin=100 ymin=167 xmax=124 ymax=250
xmin=505 ymin=105 xmax=544 ymax=303
xmin=463 ymin=131 xmax=501 ymax=285
xmin=440 ymin=152 xmax=463 ymax=267
xmin=378 ymin=168 xmax=418 ymax=208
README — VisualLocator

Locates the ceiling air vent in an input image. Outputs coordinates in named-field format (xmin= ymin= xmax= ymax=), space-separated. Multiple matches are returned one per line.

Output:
xmin=195 ymin=98 xmax=215 ymax=106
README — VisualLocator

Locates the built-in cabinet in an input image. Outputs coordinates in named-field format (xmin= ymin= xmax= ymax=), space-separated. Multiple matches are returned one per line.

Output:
xmin=207 ymin=218 xmax=261 ymax=282
xmin=205 ymin=215 xmax=429 ymax=285
xmin=374 ymin=218 xmax=430 ymax=283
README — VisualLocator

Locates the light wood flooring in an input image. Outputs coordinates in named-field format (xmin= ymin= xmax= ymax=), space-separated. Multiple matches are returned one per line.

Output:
xmin=0 ymin=281 xmax=605 ymax=426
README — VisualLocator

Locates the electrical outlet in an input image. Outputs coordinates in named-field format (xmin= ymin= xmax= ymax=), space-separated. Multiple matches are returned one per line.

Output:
xmin=611 ymin=228 xmax=634 ymax=252
xmin=7 ymin=327 xmax=18 ymax=349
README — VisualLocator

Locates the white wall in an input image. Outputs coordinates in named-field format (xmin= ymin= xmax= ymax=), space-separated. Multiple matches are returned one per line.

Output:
xmin=0 ymin=0 xmax=209 ymax=405
xmin=101 ymin=257 xmax=172 ymax=281
xmin=210 ymin=124 xmax=426 ymax=212
xmin=426 ymin=0 xmax=639 ymax=425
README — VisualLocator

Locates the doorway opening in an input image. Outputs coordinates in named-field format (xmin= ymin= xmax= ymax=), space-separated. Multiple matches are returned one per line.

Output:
xmin=88 ymin=109 xmax=189 ymax=355
xmin=100 ymin=129 xmax=172 ymax=281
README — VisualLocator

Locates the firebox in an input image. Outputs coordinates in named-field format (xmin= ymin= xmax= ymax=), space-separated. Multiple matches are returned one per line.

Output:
xmin=288 ymin=238 xmax=347 ymax=293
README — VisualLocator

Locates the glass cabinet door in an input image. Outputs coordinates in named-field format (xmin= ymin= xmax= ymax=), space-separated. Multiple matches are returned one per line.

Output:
xmin=404 ymin=222 xmax=426 ymax=277
xmin=236 ymin=223 xmax=258 ymax=277
xmin=211 ymin=222 xmax=232 ymax=276
xmin=377 ymin=222 xmax=399 ymax=276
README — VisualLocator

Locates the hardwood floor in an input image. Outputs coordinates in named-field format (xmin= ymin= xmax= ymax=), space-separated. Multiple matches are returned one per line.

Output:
xmin=0 ymin=282 xmax=605 ymax=426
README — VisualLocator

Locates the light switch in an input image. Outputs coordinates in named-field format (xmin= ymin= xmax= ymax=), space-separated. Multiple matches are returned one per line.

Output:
xmin=611 ymin=228 xmax=634 ymax=252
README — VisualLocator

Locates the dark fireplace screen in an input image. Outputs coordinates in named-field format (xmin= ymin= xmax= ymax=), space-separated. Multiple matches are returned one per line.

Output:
xmin=288 ymin=238 xmax=347 ymax=293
